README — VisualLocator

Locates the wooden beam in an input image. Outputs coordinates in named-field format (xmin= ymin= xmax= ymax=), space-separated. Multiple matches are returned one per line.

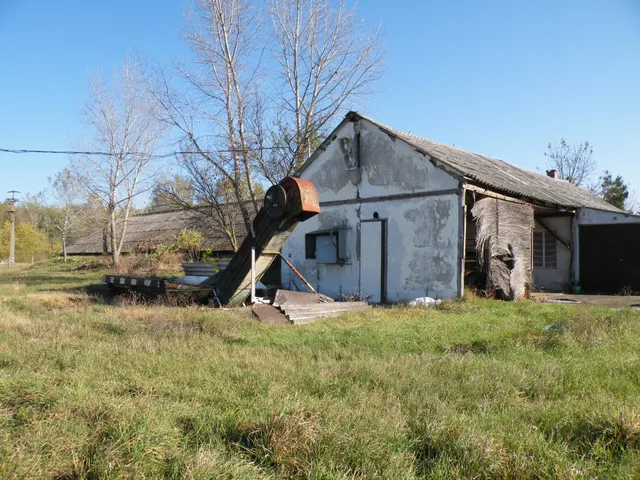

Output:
xmin=536 ymin=218 xmax=571 ymax=250
xmin=464 ymin=184 xmax=527 ymax=205
xmin=535 ymin=211 xmax=575 ymax=219
xmin=465 ymin=182 xmax=575 ymax=212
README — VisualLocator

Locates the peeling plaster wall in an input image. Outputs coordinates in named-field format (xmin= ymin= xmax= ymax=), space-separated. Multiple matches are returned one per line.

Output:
xmin=281 ymin=195 xmax=460 ymax=301
xmin=362 ymin=195 xmax=460 ymax=301
xmin=281 ymin=204 xmax=360 ymax=299
xmin=533 ymin=216 xmax=571 ymax=292
xmin=357 ymin=121 xmax=459 ymax=197
xmin=304 ymin=122 xmax=358 ymax=203
xmin=282 ymin=118 xmax=462 ymax=302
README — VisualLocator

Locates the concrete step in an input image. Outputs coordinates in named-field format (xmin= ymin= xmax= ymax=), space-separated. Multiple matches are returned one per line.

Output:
xmin=283 ymin=302 xmax=372 ymax=324
xmin=281 ymin=302 xmax=369 ymax=314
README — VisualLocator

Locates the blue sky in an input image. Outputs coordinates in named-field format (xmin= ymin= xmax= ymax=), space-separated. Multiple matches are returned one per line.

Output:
xmin=1 ymin=0 xmax=639 ymax=203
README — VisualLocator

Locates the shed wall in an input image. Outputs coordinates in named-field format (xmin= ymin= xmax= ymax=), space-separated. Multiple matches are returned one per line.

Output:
xmin=281 ymin=195 xmax=461 ymax=301
xmin=283 ymin=118 xmax=462 ymax=301
xmin=576 ymin=208 xmax=640 ymax=226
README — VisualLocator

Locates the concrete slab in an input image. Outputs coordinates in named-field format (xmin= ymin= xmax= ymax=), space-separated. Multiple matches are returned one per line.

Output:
xmin=533 ymin=292 xmax=640 ymax=308
xmin=252 ymin=305 xmax=289 ymax=324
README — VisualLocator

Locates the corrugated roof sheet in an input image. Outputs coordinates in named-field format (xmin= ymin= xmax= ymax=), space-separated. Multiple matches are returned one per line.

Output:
xmin=355 ymin=112 xmax=622 ymax=213
xmin=67 ymin=207 xmax=251 ymax=255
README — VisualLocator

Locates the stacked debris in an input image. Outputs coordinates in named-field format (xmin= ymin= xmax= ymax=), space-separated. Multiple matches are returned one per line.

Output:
xmin=253 ymin=290 xmax=371 ymax=325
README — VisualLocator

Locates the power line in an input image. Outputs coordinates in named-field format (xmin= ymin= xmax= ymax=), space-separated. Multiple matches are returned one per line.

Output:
xmin=0 ymin=145 xmax=288 ymax=159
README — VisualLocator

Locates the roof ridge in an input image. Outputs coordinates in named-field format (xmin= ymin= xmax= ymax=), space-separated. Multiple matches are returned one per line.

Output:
xmin=354 ymin=111 xmax=539 ymax=173
xmin=353 ymin=112 xmax=526 ymax=172
xmin=348 ymin=111 xmax=623 ymax=213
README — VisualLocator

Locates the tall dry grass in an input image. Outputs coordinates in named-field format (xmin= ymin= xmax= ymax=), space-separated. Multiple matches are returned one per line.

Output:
xmin=0 ymin=264 xmax=638 ymax=478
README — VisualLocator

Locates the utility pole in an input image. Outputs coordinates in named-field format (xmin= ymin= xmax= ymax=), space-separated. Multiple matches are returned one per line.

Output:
xmin=6 ymin=191 xmax=19 ymax=266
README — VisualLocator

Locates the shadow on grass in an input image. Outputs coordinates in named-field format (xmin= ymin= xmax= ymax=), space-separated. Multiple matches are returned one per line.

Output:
xmin=0 ymin=274 xmax=101 ymax=288
xmin=177 ymin=409 xmax=319 ymax=477
xmin=542 ymin=414 xmax=640 ymax=460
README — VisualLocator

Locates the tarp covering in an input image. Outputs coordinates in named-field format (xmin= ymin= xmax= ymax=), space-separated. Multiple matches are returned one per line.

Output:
xmin=472 ymin=197 xmax=534 ymax=299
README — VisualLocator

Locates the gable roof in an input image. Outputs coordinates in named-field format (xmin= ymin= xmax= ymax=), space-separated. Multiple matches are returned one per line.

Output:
xmin=66 ymin=206 xmax=251 ymax=255
xmin=302 ymin=111 xmax=622 ymax=213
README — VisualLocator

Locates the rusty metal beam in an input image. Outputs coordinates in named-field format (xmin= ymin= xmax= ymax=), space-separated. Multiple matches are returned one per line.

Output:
xmin=208 ymin=177 xmax=320 ymax=306
xmin=536 ymin=218 xmax=571 ymax=251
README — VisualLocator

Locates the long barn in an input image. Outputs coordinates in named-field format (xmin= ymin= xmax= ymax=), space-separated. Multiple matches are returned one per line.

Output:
xmin=66 ymin=207 xmax=247 ymax=257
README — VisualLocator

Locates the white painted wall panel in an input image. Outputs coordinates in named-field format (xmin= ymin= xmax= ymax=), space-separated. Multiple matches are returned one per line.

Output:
xmin=281 ymin=204 xmax=360 ymax=299
xmin=360 ymin=195 xmax=460 ymax=301
xmin=283 ymin=194 xmax=461 ymax=302
xmin=302 ymin=122 xmax=358 ymax=203
xmin=360 ymin=221 xmax=383 ymax=302
xmin=577 ymin=208 xmax=640 ymax=225
xmin=357 ymin=120 xmax=459 ymax=198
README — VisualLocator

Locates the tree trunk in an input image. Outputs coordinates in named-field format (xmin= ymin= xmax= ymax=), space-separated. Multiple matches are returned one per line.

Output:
xmin=102 ymin=222 xmax=109 ymax=254
xmin=109 ymin=208 xmax=119 ymax=266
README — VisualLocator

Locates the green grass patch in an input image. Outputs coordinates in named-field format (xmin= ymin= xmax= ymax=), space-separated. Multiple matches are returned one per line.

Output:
xmin=0 ymin=265 xmax=638 ymax=478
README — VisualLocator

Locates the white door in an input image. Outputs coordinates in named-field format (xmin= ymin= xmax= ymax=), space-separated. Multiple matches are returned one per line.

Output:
xmin=360 ymin=220 xmax=386 ymax=303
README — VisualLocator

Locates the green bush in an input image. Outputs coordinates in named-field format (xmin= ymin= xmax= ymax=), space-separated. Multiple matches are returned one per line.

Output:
xmin=0 ymin=221 xmax=57 ymax=261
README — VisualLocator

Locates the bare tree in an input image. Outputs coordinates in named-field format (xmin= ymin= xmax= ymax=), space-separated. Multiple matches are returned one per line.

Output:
xmin=151 ymin=151 xmax=253 ymax=251
xmin=149 ymin=0 xmax=263 ymax=240
xmin=147 ymin=0 xmax=384 ymax=248
xmin=265 ymin=0 xmax=384 ymax=175
xmin=545 ymin=139 xmax=595 ymax=187
xmin=626 ymin=192 xmax=639 ymax=214
xmin=48 ymin=168 xmax=85 ymax=261
xmin=75 ymin=59 xmax=165 ymax=266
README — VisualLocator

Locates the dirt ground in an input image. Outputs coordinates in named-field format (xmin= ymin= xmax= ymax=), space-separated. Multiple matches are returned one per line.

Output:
xmin=533 ymin=292 xmax=640 ymax=308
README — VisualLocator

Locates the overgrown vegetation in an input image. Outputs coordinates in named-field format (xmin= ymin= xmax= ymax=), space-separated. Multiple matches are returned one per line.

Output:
xmin=116 ymin=229 xmax=218 ymax=277
xmin=0 ymin=264 xmax=638 ymax=478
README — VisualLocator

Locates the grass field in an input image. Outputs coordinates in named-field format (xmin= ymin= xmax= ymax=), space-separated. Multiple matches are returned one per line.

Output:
xmin=0 ymin=259 xmax=639 ymax=479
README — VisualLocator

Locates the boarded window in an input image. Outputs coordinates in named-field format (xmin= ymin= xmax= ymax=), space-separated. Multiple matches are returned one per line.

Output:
xmin=304 ymin=229 xmax=349 ymax=264
xmin=533 ymin=231 xmax=556 ymax=269
xmin=305 ymin=234 xmax=316 ymax=259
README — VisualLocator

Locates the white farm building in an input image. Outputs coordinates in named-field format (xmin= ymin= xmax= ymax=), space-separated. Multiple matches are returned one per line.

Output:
xmin=281 ymin=112 xmax=640 ymax=302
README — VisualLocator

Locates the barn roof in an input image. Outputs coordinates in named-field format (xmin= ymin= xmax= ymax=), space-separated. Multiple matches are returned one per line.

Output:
xmin=302 ymin=112 xmax=622 ymax=213
xmin=66 ymin=206 xmax=251 ymax=255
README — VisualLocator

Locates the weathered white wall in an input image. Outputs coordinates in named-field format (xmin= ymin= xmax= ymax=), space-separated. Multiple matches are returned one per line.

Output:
xmin=533 ymin=216 xmax=572 ymax=292
xmin=282 ymin=204 xmax=360 ymax=299
xmin=282 ymin=118 xmax=462 ymax=302
xmin=576 ymin=208 xmax=640 ymax=225
xmin=303 ymin=121 xmax=358 ymax=204
xmin=357 ymin=120 xmax=459 ymax=197
xmin=361 ymin=195 xmax=460 ymax=301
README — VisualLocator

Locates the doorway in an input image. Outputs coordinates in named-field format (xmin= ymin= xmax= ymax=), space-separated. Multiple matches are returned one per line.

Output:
xmin=360 ymin=218 xmax=387 ymax=303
